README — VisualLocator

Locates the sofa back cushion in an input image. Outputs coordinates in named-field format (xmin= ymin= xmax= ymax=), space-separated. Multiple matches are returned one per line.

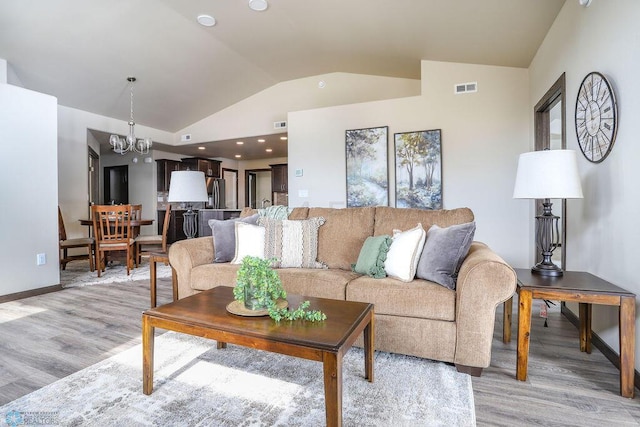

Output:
xmin=373 ymin=207 xmax=474 ymax=236
xmin=308 ymin=207 xmax=376 ymax=270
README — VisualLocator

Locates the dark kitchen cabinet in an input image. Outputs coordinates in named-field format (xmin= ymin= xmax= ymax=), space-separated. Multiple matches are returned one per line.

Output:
xmin=181 ymin=157 xmax=221 ymax=177
xmin=158 ymin=209 xmax=187 ymax=244
xmin=270 ymin=163 xmax=288 ymax=193
xmin=156 ymin=159 xmax=181 ymax=192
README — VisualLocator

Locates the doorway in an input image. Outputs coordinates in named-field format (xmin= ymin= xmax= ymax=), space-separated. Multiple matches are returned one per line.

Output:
xmin=534 ymin=73 xmax=566 ymax=268
xmin=245 ymin=172 xmax=257 ymax=208
xmin=222 ymin=168 xmax=238 ymax=209
xmin=245 ymin=169 xmax=272 ymax=209
xmin=88 ymin=147 xmax=99 ymax=214
xmin=104 ymin=165 xmax=129 ymax=204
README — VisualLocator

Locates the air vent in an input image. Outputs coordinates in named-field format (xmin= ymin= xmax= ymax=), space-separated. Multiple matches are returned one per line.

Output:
xmin=454 ymin=82 xmax=478 ymax=94
xmin=274 ymin=121 xmax=287 ymax=129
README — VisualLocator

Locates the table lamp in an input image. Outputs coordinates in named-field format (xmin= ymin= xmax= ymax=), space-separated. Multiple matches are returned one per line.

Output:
xmin=167 ymin=171 xmax=208 ymax=239
xmin=513 ymin=150 xmax=583 ymax=276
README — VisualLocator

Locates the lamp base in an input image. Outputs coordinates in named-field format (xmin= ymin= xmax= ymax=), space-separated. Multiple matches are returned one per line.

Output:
xmin=182 ymin=209 xmax=198 ymax=239
xmin=531 ymin=262 xmax=563 ymax=277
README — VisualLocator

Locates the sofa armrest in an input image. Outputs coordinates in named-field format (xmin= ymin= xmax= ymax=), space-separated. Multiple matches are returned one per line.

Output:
xmin=168 ymin=236 xmax=214 ymax=299
xmin=454 ymin=242 xmax=516 ymax=368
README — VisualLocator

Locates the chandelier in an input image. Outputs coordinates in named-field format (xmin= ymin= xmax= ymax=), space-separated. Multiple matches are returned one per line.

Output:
xmin=109 ymin=77 xmax=152 ymax=155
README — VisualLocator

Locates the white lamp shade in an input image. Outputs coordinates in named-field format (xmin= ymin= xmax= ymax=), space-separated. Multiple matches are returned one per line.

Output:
xmin=513 ymin=150 xmax=583 ymax=199
xmin=167 ymin=171 xmax=208 ymax=202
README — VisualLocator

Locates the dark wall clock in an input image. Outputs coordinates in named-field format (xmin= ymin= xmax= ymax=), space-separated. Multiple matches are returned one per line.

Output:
xmin=575 ymin=71 xmax=618 ymax=163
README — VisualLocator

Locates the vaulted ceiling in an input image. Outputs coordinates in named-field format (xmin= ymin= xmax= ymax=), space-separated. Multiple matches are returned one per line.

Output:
xmin=0 ymin=0 xmax=565 ymax=134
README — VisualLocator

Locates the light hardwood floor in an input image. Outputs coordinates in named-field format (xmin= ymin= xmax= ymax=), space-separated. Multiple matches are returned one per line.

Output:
xmin=0 ymin=274 xmax=638 ymax=425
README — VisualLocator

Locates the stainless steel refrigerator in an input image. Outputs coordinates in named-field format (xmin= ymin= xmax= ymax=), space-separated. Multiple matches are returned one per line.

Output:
xmin=206 ymin=178 xmax=226 ymax=208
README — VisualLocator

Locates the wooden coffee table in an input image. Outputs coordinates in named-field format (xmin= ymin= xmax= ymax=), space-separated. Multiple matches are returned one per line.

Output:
xmin=142 ymin=286 xmax=375 ymax=426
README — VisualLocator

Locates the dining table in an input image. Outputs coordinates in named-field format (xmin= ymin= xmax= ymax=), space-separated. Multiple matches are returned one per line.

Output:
xmin=79 ymin=218 xmax=154 ymax=238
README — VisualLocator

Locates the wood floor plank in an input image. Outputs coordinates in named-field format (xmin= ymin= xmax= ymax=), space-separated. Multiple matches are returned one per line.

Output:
xmin=0 ymin=276 xmax=638 ymax=426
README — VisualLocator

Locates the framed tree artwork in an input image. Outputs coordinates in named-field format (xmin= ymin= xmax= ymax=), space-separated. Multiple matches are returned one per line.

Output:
xmin=394 ymin=129 xmax=442 ymax=209
xmin=345 ymin=126 xmax=389 ymax=207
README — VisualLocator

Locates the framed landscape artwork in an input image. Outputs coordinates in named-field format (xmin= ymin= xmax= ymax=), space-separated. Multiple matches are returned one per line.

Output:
xmin=345 ymin=126 xmax=389 ymax=207
xmin=394 ymin=129 xmax=442 ymax=209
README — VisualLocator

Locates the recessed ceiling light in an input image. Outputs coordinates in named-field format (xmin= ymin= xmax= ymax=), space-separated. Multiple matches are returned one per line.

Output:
xmin=280 ymin=136 xmax=288 ymax=140
xmin=318 ymin=80 xmax=326 ymax=89
xmin=235 ymin=154 xmax=242 ymax=158
xmin=198 ymin=146 xmax=205 ymax=150
xmin=236 ymin=141 xmax=244 ymax=145
xmin=266 ymin=148 xmax=273 ymax=152
xmin=248 ymin=0 xmax=268 ymax=12
xmin=196 ymin=14 xmax=216 ymax=27
xmin=257 ymin=139 xmax=265 ymax=143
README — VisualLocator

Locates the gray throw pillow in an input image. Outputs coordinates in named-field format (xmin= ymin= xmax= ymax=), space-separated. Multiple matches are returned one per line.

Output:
xmin=209 ymin=214 xmax=259 ymax=263
xmin=416 ymin=221 xmax=476 ymax=290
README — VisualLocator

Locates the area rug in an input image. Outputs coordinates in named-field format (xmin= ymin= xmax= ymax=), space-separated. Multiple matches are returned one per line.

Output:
xmin=0 ymin=332 xmax=476 ymax=426
xmin=60 ymin=260 xmax=172 ymax=288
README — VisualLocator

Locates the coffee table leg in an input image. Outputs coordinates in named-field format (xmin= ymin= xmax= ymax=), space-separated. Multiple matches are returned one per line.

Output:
xmin=323 ymin=352 xmax=342 ymax=427
xmin=364 ymin=313 xmax=374 ymax=382
xmin=620 ymin=296 xmax=636 ymax=398
xmin=516 ymin=289 xmax=532 ymax=381
xmin=142 ymin=315 xmax=155 ymax=395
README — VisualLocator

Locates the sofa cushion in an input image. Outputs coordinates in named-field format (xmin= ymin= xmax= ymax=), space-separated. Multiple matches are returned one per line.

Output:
xmin=191 ymin=263 xmax=241 ymax=291
xmin=259 ymin=217 xmax=326 ymax=269
xmin=308 ymin=207 xmax=376 ymax=271
xmin=416 ymin=221 xmax=476 ymax=290
xmin=288 ymin=207 xmax=309 ymax=220
xmin=385 ymin=224 xmax=426 ymax=282
xmin=277 ymin=268 xmax=360 ymax=300
xmin=208 ymin=214 xmax=259 ymax=263
xmin=373 ymin=206 xmax=474 ymax=236
xmin=230 ymin=222 xmax=265 ymax=264
xmin=352 ymin=235 xmax=392 ymax=278
xmin=347 ymin=276 xmax=456 ymax=321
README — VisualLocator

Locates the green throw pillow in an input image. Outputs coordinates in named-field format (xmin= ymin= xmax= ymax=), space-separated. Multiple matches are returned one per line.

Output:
xmin=352 ymin=235 xmax=392 ymax=278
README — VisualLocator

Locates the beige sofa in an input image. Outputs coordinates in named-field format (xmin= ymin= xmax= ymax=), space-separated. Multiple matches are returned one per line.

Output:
xmin=168 ymin=206 xmax=516 ymax=376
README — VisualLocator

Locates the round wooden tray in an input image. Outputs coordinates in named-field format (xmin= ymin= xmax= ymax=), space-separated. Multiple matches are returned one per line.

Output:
xmin=226 ymin=299 xmax=288 ymax=317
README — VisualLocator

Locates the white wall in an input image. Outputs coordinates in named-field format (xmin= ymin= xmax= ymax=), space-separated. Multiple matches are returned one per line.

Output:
xmin=288 ymin=61 xmax=530 ymax=266
xmin=0 ymin=58 xmax=6 ymax=84
xmin=529 ymin=0 xmax=640 ymax=370
xmin=58 ymin=106 xmax=173 ymax=239
xmin=0 ymin=83 xmax=59 ymax=295
xmin=176 ymin=72 xmax=420 ymax=145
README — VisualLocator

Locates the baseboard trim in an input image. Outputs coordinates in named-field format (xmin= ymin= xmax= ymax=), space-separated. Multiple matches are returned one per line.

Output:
xmin=561 ymin=303 xmax=640 ymax=392
xmin=0 ymin=284 xmax=63 ymax=303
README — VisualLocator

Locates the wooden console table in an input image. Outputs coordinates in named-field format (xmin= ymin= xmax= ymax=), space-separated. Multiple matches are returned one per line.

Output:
xmin=503 ymin=268 xmax=636 ymax=398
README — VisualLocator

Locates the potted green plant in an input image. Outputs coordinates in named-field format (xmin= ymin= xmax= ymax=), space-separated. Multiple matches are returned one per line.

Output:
xmin=233 ymin=256 xmax=326 ymax=322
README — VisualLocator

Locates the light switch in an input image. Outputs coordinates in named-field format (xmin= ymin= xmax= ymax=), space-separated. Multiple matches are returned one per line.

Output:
xmin=298 ymin=189 xmax=309 ymax=198
xmin=295 ymin=169 xmax=303 ymax=177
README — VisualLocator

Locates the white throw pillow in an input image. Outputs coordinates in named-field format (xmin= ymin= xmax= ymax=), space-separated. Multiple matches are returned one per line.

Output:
xmin=384 ymin=224 xmax=426 ymax=282
xmin=230 ymin=222 xmax=265 ymax=264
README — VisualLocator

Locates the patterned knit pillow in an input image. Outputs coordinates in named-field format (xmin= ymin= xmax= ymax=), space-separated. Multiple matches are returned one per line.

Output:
xmin=259 ymin=217 xmax=326 ymax=269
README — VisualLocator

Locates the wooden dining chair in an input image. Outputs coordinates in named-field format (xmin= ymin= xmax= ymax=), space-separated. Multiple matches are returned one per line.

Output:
xmin=92 ymin=204 xmax=135 ymax=277
xmin=135 ymin=205 xmax=171 ymax=265
xmin=58 ymin=206 xmax=95 ymax=271
xmin=130 ymin=204 xmax=143 ymax=266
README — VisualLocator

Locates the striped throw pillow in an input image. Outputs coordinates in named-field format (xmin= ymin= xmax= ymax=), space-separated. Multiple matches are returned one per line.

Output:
xmin=259 ymin=217 xmax=326 ymax=269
